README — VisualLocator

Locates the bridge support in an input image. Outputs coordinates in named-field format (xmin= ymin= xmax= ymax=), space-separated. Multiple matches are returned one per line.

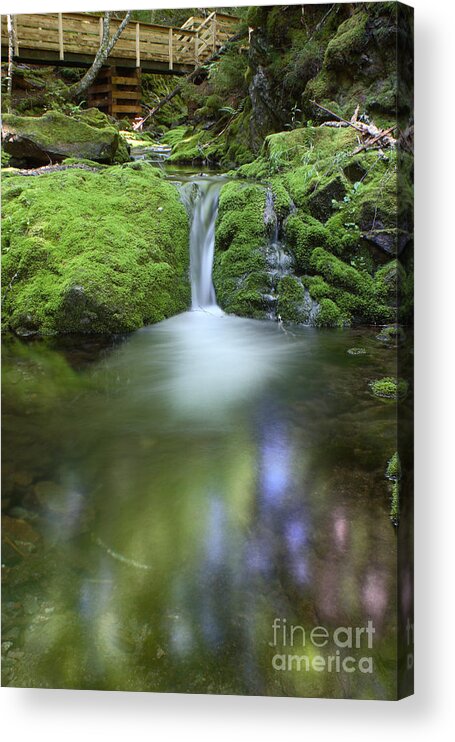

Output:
xmin=87 ymin=66 xmax=142 ymax=119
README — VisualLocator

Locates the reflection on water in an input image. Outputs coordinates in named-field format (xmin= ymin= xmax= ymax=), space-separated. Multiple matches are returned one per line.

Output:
xmin=2 ymin=315 xmax=399 ymax=698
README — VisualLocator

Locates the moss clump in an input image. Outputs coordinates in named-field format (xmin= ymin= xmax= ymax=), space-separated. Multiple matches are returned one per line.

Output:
xmin=386 ymin=452 xmax=401 ymax=480
xmin=284 ymin=213 xmax=328 ymax=272
xmin=376 ymin=324 xmax=405 ymax=345
xmin=2 ymin=166 xmax=190 ymax=336
xmin=276 ymin=276 xmax=307 ymax=323
xmin=1 ymin=150 xmax=12 ymax=168
xmin=214 ymin=182 xmax=270 ymax=317
xmin=324 ymin=10 xmax=369 ymax=70
xmin=61 ymin=157 xmax=107 ymax=169
xmin=314 ymin=298 xmax=343 ymax=327
xmin=370 ymin=377 xmax=408 ymax=400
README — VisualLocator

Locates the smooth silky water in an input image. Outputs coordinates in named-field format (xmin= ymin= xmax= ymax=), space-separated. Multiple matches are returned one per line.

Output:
xmin=2 ymin=175 xmax=400 ymax=698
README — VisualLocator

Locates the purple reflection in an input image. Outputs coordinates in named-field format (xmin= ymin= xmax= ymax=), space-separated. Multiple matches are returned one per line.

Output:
xmin=333 ymin=507 xmax=349 ymax=552
xmin=259 ymin=423 xmax=292 ymax=505
xmin=285 ymin=520 xmax=307 ymax=554
xmin=362 ymin=569 xmax=388 ymax=626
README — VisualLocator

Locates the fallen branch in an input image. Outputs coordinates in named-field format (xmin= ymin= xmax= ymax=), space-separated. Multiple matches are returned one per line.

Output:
xmin=352 ymin=125 xmax=396 ymax=154
xmin=310 ymin=100 xmax=364 ymax=132
xmin=311 ymin=101 xmax=397 ymax=153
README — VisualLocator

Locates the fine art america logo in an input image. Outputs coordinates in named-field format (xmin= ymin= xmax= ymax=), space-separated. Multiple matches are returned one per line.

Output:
xmin=269 ymin=618 xmax=376 ymax=674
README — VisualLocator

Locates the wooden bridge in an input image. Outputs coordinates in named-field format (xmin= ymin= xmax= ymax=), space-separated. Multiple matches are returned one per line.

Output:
xmin=1 ymin=11 xmax=241 ymax=117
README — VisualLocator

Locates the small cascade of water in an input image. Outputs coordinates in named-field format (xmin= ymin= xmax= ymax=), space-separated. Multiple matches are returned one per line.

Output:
xmin=189 ymin=180 xmax=222 ymax=311
xmin=176 ymin=177 xmax=225 ymax=313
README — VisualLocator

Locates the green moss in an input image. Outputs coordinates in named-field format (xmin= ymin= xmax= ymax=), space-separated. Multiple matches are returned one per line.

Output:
xmin=61 ymin=157 xmax=107 ymax=169
xmin=390 ymin=481 xmax=399 ymax=525
xmin=2 ymin=166 xmax=190 ymax=336
xmin=386 ymin=452 xmax=401 ymax=480
xmin=315 ymin=298 xmax=344 ymax=327
xmin=376 ymin=324 xmax=405 ymax=345
xmin=310 ymin=247 xmax=372 ymax=294
xmin=214 ymin=182 xmax=269 ymax=317
xmin=276 ymin=276 xmax=307 ymax=323
xmin=385 ymin=452 xmax=401 ymax=526
xmin=270 ymin=177 xmax=293 ymax=219
xmin=70 ymin=108 xmax=113 ymax=130
xmin=370 ymin=377 xmax=408 ymax=400
xmin=324 ymin=10 xmax=368 ymax=70
xmin=1 ymin=150 xmax=11 ymax=168
xmin=284 ymin=213 xmax=328 ymax=272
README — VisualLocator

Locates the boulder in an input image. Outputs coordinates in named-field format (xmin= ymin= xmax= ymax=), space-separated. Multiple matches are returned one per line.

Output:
xmin=1 ymin=110 xmax=130 ymax=167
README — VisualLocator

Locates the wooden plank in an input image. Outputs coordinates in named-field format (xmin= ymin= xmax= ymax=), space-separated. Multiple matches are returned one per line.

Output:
xmin=88 ymin=83 xmax=112 ymax=94
xmin=111 ymin=90 xmax=141 ymax=100
xmin=88 ymin=97 xmax=112 ymax=107
xmin=112 ymin=75 xmax=140 ymax=85
xmin=58 ymin=13 xmax=64 ymax=60
xmin=111 ymin=104 xmax=142 ymax=113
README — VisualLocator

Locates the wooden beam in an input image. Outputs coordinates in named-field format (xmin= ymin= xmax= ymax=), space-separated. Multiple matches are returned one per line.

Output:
xmin=135 ymin=22 xmax=140 ymax=67
xmin=169 ymin=27 xmax=173 ymax=71
xmin=58 ymin=13 xmax=64 ymax=61
xmin=99 ymin=16 xmax=103 ymax=44
xmin=111 ymin=75 xmax=140 ymax=85
xmin=111 ymin=104 xmax=142 ymax=114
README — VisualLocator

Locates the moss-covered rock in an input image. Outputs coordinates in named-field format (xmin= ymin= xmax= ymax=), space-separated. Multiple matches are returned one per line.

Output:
xmin=1 ymin=164 xmax=190 ymax=336
xmin=2 ymin=111 xmax=130 ymax=167
xmin=276 ymin=275 xmax=308 ymax=323
xmin=370 ymin=377 xmax=408 ymax=400
xmin=213 ymin=182 xmax=270 ymax=317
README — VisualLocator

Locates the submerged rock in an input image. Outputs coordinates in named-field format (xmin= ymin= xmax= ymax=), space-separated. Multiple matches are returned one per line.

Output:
xmin=1 ymin=110 xmax=130 ymax=167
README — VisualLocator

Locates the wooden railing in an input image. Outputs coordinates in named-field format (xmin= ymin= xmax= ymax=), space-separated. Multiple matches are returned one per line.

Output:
xmin=0 ymin=12 xmax=240 ymax=71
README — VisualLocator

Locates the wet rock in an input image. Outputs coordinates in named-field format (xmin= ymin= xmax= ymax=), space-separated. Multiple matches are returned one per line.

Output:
xmin=2 ymin=110 xmax=130 ymax=167
xmin=347 ymin=347 xmax=367 ymax=356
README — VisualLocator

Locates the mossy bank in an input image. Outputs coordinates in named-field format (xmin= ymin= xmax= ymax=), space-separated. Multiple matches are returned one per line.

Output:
xmin=213 ymin=125 xmax=412 ymax=326
xmin=1 ymin=163 xmax=190 ymax=336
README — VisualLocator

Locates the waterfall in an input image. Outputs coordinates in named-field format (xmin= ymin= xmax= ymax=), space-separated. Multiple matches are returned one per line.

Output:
xmin=188 ymin=179 xmax=223 ymax=311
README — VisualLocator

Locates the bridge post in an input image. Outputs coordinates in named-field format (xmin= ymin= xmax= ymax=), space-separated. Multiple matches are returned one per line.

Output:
xmin=168 ymin=27 xmax=173 ymax=71
xmin=13 ymin=16 xmax=19 ymax=56
xmin=135 ymin=22 xmax=140 ymax=68
xmin=58 ymin=14 xmax=64 ymax=61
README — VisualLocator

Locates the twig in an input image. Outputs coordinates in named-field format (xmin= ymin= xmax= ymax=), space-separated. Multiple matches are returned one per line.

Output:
xmin=352 ymin=125 xmax=396 ymax=154
xmin=310 ymin=100 xmax=364 ymax=132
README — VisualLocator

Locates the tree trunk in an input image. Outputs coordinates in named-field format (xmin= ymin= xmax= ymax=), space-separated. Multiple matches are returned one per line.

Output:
xmin=67 ymin=11 xmax=132 ymax=100
xmin=6 ymin=15 xmax=15 ymax=111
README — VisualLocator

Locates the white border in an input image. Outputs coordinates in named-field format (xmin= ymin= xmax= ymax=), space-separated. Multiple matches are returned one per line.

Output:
xmin=2 ymin=1 xmax=455 ymax=739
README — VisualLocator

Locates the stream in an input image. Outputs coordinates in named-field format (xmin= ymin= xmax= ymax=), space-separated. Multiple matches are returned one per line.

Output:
xmin=2 ymin=172 xmax=401 ymax=698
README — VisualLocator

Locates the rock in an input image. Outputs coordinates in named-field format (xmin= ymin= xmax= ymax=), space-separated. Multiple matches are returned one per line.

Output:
xmin=2 ymin=166 xmax=190 ymax=335
xmin=1 ymin=111 xmax=130 ymax=167
xmin=347 ymin=347 xmax=367 ymax=355
xmin=308 ymin=175 xmax=347 ymax=223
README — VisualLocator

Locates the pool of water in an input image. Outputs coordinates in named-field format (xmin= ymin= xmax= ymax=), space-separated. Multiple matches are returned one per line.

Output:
xmin=2 ymin=314 xmax=401 ymax=697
